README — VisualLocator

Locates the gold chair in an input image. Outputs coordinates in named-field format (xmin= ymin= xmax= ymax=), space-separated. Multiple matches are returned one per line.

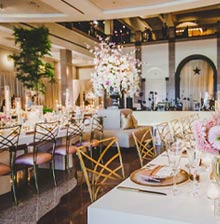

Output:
xmin=76 ymin=137 xmax=125 ymax=202
xmin=188 ymin=113 xmax=200 ymax=129
xmin=0 ymin=124 xmax=21 ymax=204
xmin=169 ymin=119 xmax=183 ymax=140
xmin=155 ymin=122 xmax=173 ymax=150
xmin=15 ymin=121 xmax=59 ymax=194
xmin=54 ymin=120 xmax=83 ymax=171
xmin=132 ymin=127 xmax=156 ymax=167
xmin=179 ymin=115 xmax=192 ymax=135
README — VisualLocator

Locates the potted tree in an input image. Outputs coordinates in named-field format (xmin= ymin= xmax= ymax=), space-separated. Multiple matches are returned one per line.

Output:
xmin=10 ymin=26 xmax=55 ymax=105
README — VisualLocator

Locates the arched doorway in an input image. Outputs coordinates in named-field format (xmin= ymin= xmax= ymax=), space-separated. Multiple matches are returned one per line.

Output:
xmin=175 ymin=54 xmax=217 ymax=110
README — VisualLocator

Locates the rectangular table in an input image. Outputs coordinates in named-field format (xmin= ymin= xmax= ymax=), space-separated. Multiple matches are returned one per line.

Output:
xmin=88 ymin=154 xmax=220 ymax=224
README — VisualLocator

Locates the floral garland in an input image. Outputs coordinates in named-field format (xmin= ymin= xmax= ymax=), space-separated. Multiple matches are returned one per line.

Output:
xmin=88 ymin=37 xmax=141 ymax=97
xmin=193 ymin=113 xmax=220 ymax=154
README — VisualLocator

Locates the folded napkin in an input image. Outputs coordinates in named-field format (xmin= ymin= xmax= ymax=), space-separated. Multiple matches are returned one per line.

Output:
xmin=135 ymin=165 xmax=173 ymax=183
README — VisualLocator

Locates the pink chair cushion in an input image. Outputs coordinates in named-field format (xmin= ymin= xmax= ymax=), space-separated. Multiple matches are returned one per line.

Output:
xmin=15 ymin=152 xmax=52 ymax=165
xmin=55 ymin=145 xmax=77 ymax=155
xmin=0 ymin=163 xmax=10 ymax=175
xmin=76 ymin=139 xmax=99 ymax=147
xmin=75 ymin=141 xmax=89 ymax=147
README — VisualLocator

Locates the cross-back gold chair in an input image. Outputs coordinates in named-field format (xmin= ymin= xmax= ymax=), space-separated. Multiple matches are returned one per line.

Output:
xmin=188 ymin=113 xmax=200 ymax=129
xmin=132 ymin=127 xmax=156 ymax=167
xmin=76 ymin=137 xmax=125 ymax=202
xmin=169 ymin=119 xmax=183 ymax=140
xmin=0 ymin=124 xmax=21 ymax=204
xmin=179 ymin=115 xmax=192 ymax=135
xmin=155 ymin=122 xmax=173 ymax=150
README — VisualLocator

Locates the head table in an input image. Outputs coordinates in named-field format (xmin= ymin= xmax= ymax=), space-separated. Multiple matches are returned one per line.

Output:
xmin=88 ymin=151 xmax=220 ymax=224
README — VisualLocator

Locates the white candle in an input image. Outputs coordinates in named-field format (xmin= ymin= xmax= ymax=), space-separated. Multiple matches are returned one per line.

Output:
xmin=207 ymin=183 xmax=220 ymax=199
xmin=55 ymin=99 xmax=59 ymax=112
xmin=15 ymin=97 xmax=22 ymax=123
xmin=4 ymin=85 xmax=10 ymax=117
xmin=25 ymin=95 xmax=28 ymax=107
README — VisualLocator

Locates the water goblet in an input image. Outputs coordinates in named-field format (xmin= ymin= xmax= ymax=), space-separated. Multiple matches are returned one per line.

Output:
xmin=167 ymin=139 xmax=183 ymax=195
xmin=186 ymin=147 xmax=201 ymax=197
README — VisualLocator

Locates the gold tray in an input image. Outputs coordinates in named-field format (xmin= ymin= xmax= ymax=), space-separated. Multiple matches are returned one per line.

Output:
xmin=130 ymin=168 xmax=189 ymax=187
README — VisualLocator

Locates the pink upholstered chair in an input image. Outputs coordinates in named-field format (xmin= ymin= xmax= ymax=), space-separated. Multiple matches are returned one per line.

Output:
xmin=15 ymin=121 xmax=59 ymax=194
xmin=54 ymin=120 xmax=84 ymax=171
xmin=0 ymin=124 xmax=21 ymax=204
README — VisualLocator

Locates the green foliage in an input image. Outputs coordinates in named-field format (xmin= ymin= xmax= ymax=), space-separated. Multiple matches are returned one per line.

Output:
xmin=43 ymin=106 xmax=53 ymax=114
xmin=10 ymin=26 xmax=55 ymax=94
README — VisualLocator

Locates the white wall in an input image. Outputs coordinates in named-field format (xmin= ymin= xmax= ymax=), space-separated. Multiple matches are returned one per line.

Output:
xmin=175 ymin=38 xmax=217 ymax=68
xmin=0 ymin=48 xmax=14 ymax=72
xmin=142 ymin=43 xmax=169 ymax=106
xmin=78 ymin=67 xmax=94 ymax=80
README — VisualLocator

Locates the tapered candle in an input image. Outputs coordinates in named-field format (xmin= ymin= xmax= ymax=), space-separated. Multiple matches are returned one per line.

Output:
xmin=4 ymin=85 xmax=10 ymax=117
xmin=15 ymin=97 xmax=22 ymax=123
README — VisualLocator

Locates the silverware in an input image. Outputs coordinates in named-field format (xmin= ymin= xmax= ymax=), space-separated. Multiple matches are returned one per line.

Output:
xmin=117 ymin=186 xmax=167 ymax=196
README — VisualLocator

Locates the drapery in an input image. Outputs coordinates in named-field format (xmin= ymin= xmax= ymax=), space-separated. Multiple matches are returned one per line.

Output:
xmin=0 ymin=70 xmax=25 ymax=107
xmin=179 ymin=59 xmax=213 ymax=110
xmin=0 ymin=69 xmax=59 ymax=110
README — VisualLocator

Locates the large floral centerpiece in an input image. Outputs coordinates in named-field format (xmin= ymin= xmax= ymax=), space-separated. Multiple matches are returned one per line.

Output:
xmin=193 ymin=113 xmax=220 ymax=154
xmin=88 ymin=37 xmax=141 ymax=97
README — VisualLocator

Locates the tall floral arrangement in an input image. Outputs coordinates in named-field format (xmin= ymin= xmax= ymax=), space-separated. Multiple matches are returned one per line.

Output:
xmin=193 ymin=113 xmax=220 ymax=154
xmin=88 ymin=38 xmax=141 ymax=97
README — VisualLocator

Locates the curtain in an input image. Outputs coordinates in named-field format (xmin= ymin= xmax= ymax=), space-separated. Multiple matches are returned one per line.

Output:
xmin=180 ymin=59 xmax=214 ymax=110
xmin=0 ymin=60 xmax=59 ymax=110
xmin=0 ymin=70 xmax=26 ymax=108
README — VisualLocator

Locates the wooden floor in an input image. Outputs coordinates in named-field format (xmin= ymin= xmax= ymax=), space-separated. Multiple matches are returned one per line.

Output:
xmin=0 ymin=147 xmax=143 ymax=224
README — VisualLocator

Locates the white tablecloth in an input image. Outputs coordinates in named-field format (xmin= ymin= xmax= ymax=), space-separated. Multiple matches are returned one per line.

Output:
xmin=88 ymin=154 xmax=220 ymax=224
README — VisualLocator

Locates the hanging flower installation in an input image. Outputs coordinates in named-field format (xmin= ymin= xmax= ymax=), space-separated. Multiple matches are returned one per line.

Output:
xmin=88 ymin=37 xmax=141 ymax=97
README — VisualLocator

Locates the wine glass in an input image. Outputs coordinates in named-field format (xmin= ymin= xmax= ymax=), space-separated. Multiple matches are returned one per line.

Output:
xmin=167 ymin=139 xmax=183 ymax=195
xmin=186 ymin=146 xmax=201 ymax=197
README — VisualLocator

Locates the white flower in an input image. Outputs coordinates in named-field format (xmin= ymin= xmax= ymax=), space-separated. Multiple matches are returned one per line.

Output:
xmin=88 ymin=38 xmax=141 ymax=97
xmin=208 ymin=125 xmax=220 ymax=150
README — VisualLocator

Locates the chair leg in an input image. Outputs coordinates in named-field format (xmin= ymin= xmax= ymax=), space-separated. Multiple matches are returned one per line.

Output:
xmin=33 ymin=164 xmax=39 ymax=194
xmin=51 ymin=159 xmax=57 ymax=187
xmin=88 ymin=146 xmax=94 ymax=168
xmin=24 ymin=168 xmax=29 ymax=185
xmin=65 ymin=155 xmax=70 ymax=172
xmin=11 ymin=170 xmax=18 ymax=204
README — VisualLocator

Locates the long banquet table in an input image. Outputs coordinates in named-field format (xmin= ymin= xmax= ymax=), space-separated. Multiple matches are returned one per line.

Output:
xmin=88 ymin=152 xmax=220 ymax=224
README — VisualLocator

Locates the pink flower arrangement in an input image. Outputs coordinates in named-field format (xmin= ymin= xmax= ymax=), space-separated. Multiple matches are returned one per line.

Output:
xmin=193 ymin=113 xmax=220 ymax=154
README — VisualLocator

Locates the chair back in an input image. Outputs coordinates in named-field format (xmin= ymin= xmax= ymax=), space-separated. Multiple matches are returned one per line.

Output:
xmin=0 ymin=125 xmax=21 ymax=152
xmin=76 ymin=137 xmax=125 ymax=202
xmin=156 ymin=122 xmax=173 ymax=149
xmin=180 ymin=115 xmax=193 ymax=135
xmin=90 ymin=115 xmax=103 ymax=141
xmin=66 ymin=120 xmax=84 ymax=149
xmin=169 ymin=119 xmax=183 ymax=140
xmin=188 ymin=113 xmax=199 ymax=130
xmin=0 ymin=124 xmax=21 ymax=167
xmin=33 ymin=121 xmax=59 ymax=158
xmin=132 ymin=127 xmax=155 ymax=167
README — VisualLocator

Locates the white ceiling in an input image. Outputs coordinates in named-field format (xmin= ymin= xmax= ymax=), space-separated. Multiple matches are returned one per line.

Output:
xmin=0 ymin=0 xmax=219 ymax=22
xmin=0 ymin=0 xmax=219 ymax=66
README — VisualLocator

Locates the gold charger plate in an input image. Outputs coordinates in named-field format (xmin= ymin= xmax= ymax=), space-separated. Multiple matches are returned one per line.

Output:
xmin=130 ymin=168 xmax=189 ymax=187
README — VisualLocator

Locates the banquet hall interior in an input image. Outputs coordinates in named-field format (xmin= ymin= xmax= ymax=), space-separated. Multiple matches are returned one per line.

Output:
xmin=0 ymin=0 xmax=220 ymax=224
